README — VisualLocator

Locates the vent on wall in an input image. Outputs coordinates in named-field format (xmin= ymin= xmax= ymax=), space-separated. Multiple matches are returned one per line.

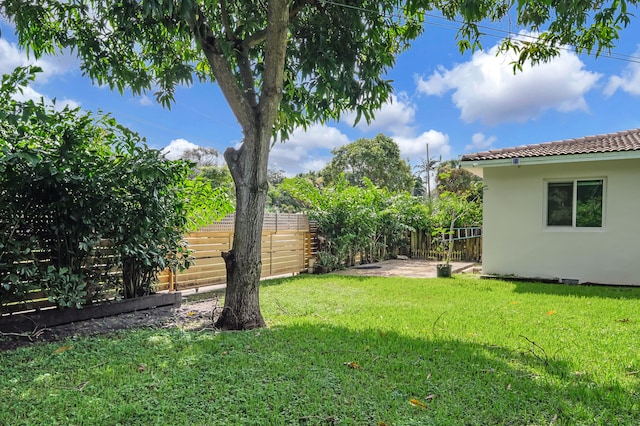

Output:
xmin=561 ymin=278 xmax=580 ymax=285
xmin=512 ymin=158 xmax=520 ymax=165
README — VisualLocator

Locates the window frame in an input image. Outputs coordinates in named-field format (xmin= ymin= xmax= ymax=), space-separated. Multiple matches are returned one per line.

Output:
xmin=543 ymin=177 xmax=606 ymax=230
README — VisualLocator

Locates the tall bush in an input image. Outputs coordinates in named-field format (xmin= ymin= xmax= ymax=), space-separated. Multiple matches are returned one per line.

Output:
xmin=0 ymin=67 xmax=232 ymax=309
xmin=283 ymin=175 xmax=431 ymax=269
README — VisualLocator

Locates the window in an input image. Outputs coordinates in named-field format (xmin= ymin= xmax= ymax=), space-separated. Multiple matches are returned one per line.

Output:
xmin=547 ymin=179 xmax=603 ymax=228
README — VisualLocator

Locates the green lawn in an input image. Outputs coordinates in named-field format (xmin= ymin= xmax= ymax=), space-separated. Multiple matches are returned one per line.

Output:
xmin=2 ymin=275 xmax=640 ymax=425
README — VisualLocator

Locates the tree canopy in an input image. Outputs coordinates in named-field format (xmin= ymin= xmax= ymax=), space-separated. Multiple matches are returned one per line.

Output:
xmin=321 ymin=134 xmax=414 ymax=193
xmin=436 ymin=160 xmax=483 ymax=197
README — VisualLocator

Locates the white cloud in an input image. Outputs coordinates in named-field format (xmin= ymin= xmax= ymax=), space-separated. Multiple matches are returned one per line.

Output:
xmin=10 ymin=80 xmax=81 ymax=110
xmin=0 ymin=39 xmax=79 ymax=83
xmin=464 ymin=133 xmax=497 ymax=152
xmin=345 ymin=93 xmax=417 ymax=137
xmin=269 ymin=124 xmax=350 ymax=175
xmin=0 ymin=39 xmax=24 ymax=75
xmin=416 ymin=37 xmax=601 ymax=125
xmin=301 ymin=158 xmax=329 ymax=172
xmin=139 ymin=95 xmax=154 ymax=106
xmin=394 ymin=130 xmax=451 ymax=162
xmin=161 ymin=138 xmax=200 ymax=160
xmin=340 ymin=93 xmax=453 ymax=164
xmin=0 ymin=39 xmax=81 ymax=108
xmin=605 ymin=47 xmax=640 ymax=96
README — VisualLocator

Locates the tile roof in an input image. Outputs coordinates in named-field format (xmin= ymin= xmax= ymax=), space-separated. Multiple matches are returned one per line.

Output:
xmin=461 ymin=128 xmax=640 ymax=161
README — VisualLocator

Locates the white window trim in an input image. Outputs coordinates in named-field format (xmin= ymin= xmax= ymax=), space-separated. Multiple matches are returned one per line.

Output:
xmin=543 ymin=177 xmax=606 ymax=231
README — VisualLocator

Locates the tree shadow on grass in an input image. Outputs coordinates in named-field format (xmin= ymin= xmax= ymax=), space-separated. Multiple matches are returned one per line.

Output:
xmin=3 ymin=322 xmax=637 ymax=425
xmin=508 ymin=279 xmax=640 ymax=301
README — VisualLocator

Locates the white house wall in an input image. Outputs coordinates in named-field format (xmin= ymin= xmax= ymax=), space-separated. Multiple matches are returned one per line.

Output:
xmin=482 ymin=158 xmax=640 ymax=285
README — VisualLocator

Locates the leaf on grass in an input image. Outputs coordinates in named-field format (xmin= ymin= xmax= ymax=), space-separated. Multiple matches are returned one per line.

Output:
xmin=510 ymin=301 xmax=519 ymax=305
xmin=54 ymin=345 xmax=73 ymax=354
xmin=550 ymin=413 xmax=558 ymax=424
xmin=425 ymin=394 xmax=436 ymax=400
xmin=426 ymin=372 xmax=431 ymax=380
xmin=344 ymin=361 xmax=361 ymax=369
xmin=546 ymin=310 xmax=557 ymax=316
xmin=506 ymin=383 xmax=511 ymax=391
xmin=377 ymin=422 xmax=388 ymax=426
xmin=77 ymin=381 xmax=89 ymax=391
xmin=137 ymin=364 xmax=146 ymax=372
xmin=409 ymin=398 xmax=428 ymax=409
xmin=616 ymin=318 xmax=631 ymax=323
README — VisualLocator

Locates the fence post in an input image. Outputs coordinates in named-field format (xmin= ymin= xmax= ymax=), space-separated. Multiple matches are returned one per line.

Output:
xmin=168 ymin=269 xmax=175 ymax=292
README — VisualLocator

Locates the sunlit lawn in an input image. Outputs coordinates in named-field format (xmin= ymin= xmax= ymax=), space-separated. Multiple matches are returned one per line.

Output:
xmin=2 ymin=275 xmax=640 ymax=425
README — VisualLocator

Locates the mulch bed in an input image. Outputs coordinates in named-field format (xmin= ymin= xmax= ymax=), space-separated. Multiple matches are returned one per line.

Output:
xmin=0 ymin=297 xmax=220 ymax=352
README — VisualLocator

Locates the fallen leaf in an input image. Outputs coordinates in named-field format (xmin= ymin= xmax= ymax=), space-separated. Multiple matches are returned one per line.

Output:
xmin=546 ymin=310 xmax=557 ymax=316
xmin=510 ymin=301 xmax=519 ymax=305
xmin=616 ymin=318 xmax=630 ymax=323
xmin=377 ymin=422 xmax=388 ymax=426
xmin=426 ymin=372 xmax=431 ymax=380
xmin=54 ymin=345 xmax=73 ymax=354
xmin=137 ymin=364 xmax=146 ymax=372
xmin=506 ymin=383 xmax=511 ymax=391
xmin=425 ymin=394 xmax=436 ymax=400
xmin=409 ymin=398 xmax=428 ymax=409
xmin=77 ymin=381 xmax=89 ymax=391
xmin=186 ymin=310 xmax=196 ymax=317
xmin=550 ymin=413 xmax=558 ymax=424
xmin=344 ymin=361 xmax=361 ymax=369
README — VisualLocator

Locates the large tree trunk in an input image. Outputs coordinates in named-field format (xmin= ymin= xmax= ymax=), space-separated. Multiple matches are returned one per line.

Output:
xmin=216 ymin=133 xmax=269 ymax=330
xmin=207 ymin=0 xmax=289 ymax=330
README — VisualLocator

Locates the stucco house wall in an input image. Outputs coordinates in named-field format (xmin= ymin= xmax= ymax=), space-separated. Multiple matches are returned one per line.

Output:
xmin=480 ymin=158 xmax=640 ymax=285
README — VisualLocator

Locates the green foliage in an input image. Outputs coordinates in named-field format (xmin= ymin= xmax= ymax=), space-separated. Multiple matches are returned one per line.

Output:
xmin=411 ymin=0 xmax=638 ymax=69
xmin=283 ymin=175 xmax=431 ymax=269
xmin=435 ymin=160 xmax=483 ymax=197
xmin=265 ymin=168 xmax=306 ymax=213
xmin=2 ymin=0 xmax=631 ymax=135
xmin=0 ymin=66 xmax=232 ymax=308
xmin=431 ymin=176 xmax=483 ymax=264
xmin=1 ymin=0 xmax=424 ymax=139
xmin=197 ymin=164 xmax=235 ymax=204
xmin=321 ymin=134 xmax=414 ymax=193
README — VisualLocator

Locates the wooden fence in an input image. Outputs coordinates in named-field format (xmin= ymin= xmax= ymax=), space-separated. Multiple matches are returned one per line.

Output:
xmin=157 ymin=213 xmax=315 ymax=291
xmin=409 ymin=227 xmax=482 ymax=262
xmin=1 ymin=213 xmax=314 ymax=314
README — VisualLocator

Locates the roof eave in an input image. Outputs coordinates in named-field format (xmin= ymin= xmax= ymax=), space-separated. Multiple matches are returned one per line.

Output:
xmin=460 ymin=150 xmax=640 ymax=177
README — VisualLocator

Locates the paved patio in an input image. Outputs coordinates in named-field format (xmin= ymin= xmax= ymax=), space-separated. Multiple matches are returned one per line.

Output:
xmin=332 ymin=258 xmax=478 ymax=278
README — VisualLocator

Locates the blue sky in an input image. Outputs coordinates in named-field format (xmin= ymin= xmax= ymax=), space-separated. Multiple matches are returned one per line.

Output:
xmin=1 ymin=15 xmax=639 ymax=175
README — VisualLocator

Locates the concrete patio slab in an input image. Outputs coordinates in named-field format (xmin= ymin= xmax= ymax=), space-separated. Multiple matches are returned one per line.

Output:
xmin=332 ymin=259 xmax=477 ymax=278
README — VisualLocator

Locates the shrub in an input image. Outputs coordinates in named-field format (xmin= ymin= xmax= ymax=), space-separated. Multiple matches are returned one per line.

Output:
xmin=0 ymin=67 xmax=232 ymax=309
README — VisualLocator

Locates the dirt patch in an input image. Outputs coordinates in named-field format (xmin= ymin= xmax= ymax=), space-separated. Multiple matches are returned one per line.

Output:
xmin=0 ymin=297 xmax=221 ymax=352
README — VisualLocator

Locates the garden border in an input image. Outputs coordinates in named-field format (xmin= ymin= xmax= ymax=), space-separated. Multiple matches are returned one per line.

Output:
xmin=0 ymin=292 xmax=181 ymax=334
